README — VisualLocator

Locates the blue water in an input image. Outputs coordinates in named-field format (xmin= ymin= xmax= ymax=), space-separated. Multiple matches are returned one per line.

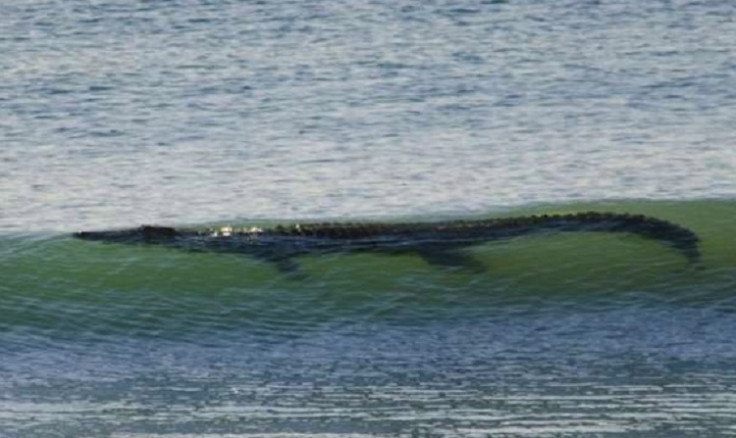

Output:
xmin=1 ymin=0 xmax=736 ymax=436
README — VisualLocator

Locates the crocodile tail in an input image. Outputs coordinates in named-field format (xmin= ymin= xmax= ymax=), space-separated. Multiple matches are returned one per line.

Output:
xmin=563 ymin=212 xmax=701 ymax=265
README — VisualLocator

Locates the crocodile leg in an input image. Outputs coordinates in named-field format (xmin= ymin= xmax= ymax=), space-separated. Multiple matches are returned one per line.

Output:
xmin=248 ymin=250 xmax=301 ymax=274
xmin=416 ymin=247 xmax=487 ymax=272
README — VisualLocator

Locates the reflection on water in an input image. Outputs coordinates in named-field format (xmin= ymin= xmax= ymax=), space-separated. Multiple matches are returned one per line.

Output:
xmin=3 ymin=309 xmax=736 ymax=437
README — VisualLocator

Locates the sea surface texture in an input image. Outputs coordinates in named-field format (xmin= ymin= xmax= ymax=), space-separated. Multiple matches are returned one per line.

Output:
xmin=1 ymin=0 xmax=736 ymax=437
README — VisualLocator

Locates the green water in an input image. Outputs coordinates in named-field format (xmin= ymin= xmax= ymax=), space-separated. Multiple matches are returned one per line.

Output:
xmin=1 ymin=199 xmax=735 ymax=437
xmin=2 ymin=200 xmax=734 ymax=338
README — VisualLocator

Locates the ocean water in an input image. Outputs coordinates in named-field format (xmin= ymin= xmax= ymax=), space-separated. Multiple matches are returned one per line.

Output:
xmin=1 ymin=0 xmax=736 ymax=437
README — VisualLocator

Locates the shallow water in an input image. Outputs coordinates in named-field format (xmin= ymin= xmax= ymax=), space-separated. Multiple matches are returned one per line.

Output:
xmin=2 ymin=0 xmax=736 ymax=436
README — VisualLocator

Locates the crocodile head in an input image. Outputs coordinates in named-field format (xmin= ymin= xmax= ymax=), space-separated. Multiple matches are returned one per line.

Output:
xmin=74 ymin=225 xmax=179 ymax=243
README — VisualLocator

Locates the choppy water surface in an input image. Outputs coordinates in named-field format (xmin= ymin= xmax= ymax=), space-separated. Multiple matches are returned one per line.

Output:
xmin=2 ymin=0 xmax=736 ymax=231
xmin=2 ymin=0 xmax=736 ymax=436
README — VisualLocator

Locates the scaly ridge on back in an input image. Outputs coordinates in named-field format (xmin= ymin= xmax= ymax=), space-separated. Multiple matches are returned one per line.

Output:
xmin=74 ymin=211 xmax=701 ymax=266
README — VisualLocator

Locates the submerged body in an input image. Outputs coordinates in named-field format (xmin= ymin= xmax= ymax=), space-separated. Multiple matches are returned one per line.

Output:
xmin=74 ymin=212 xmax=701 ymax=273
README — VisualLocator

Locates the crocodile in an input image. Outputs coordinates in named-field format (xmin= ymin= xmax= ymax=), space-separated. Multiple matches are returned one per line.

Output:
xmin=73 ymin=212 xmax=701 ymax=273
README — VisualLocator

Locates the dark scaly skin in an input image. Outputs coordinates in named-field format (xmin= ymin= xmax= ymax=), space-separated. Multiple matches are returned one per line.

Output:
xmin=74 ymin=212 xmax=701 ymax=271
